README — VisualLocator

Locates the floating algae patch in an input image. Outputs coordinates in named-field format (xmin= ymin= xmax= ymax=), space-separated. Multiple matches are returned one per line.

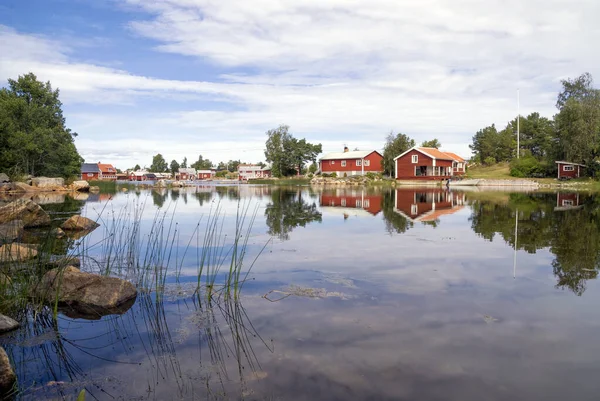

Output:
xmin=321 ymin=274 xmax=358 ymax=289
xmin=263 ymin=285 xmax=355 ymax=301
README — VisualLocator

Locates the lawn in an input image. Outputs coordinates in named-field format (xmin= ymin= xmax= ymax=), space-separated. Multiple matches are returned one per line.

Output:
xmin=466 ymin=163 xmax=512 ymax=179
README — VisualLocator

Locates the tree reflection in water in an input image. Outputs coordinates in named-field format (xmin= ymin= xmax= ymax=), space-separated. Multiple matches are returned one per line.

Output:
xmin=265 ymin=188 xmax=322 ymax=241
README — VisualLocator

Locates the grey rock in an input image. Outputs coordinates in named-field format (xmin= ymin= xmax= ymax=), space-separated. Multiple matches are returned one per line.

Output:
xmin=37 ymin=266 xmax=137 ymax=319
xmin=0 ymin=174 xmax=9 ymax=184
xmin=0 ymin=199 xmax=51 ymax=227
xmin=71 ymin=180 xmax=90 ymax=192
xmin=0 ymin=220 xmax=24 ymax=243
xmin=31 ymin=177 xmax=65 ymax=188
xmin=0 ymin=243 xmax=38 ymax=263
xmin=61 ymin=215 xmax=100 ymax=231
xmin=0 ymin=314 xmax=19 ymax=334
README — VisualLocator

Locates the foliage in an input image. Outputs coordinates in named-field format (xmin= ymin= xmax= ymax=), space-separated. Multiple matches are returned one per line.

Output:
xmin=190 ymin=154 xmax=213 ymax=170
xmin=169 ymin=159 xmax=180 ymax=175
xmin=483 ymin=156 xmax=496 ymax=165
xmin=264 ymin=125 xmax=321 ymax=177
xmin=133 ymin=164 xmax=141 ymax=171
xmin=382 ymin=131 xmax=415 ymax=176
xmin=470 ymin=124 xmax=514 ymax=164
xmin=421 ymin=138 xmax=441 ymax=148
xmin=0 ymin=72 xmax=82 ymax=178
xmin=509 ymin=154 xmax=547 ymax=177
xmin=264 ymin=188 xmax=322 ymax=241
xmin=181 ymin=157 xmax=187 ymax=168
xmin=308 ymin=162 xmax=317 ymax=174
xmin=149 ymin=153 xmax=168 ymax=172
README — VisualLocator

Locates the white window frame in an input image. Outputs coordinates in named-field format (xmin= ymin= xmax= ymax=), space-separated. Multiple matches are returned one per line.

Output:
xmin=87 ymin=173 xmax=93 ymax=177
xmin=355 ymin=200 xmax=362 ymax=208
xmin=341 ymin=198 xmax=346 ymax=207
xmin=562 ymin=199 xmax=574 ymax=206
xmin=411 ymin=204 xmax=418 ymax=214
xmin=341 ymin=160 xmax=347 ymax=167
xmin=356 ymin=159 xmax=362 ymax=166
xmin=363 ymin=200 xmax=370 ymax=208
xmin=563 ymin=165 xmax=574 ymax=171
xmin=412 ymin=155 xmax=418 ymax=163
xmin=330 ymin=160 xmax=335 ymax=165
xmin=364 ymin=160 xmax=370 ymax=166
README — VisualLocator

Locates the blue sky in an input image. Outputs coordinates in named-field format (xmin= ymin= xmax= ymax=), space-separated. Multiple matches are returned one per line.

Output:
xmin=1 ymin=0 xmax=598 ymax=169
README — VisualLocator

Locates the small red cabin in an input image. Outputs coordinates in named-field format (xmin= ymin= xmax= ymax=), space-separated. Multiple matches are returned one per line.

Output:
xmin=319 ymin=147 xmax=383 ymax=176
xmin=555 ymin=161 xmax=585 ymax=179
xmin=394 ymin=147 xmax=465 ymax=180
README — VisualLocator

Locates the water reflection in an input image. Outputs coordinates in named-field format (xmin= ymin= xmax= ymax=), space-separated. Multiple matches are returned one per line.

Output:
xmin=265 ymin=188 xmax=322 ymax=241
xmin=319 ymin=188 xmax=383 ymax=218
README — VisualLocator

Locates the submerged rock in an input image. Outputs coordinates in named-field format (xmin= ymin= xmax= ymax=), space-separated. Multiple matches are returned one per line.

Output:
xmin=70 ymin=180 xmax=90 ymax=192
xmin=0 ymin=199 xmax=51 ymax=227
xmin=0 ymin=220 xmax=24 ymax=243
xmin=0 ymin=315 xmax=19 ymax=334
xmin=0 ymin=174 xmax=9 ymax=184
xmin=0 ymin=243 xmax=38 ymax=263
xmin=37 ymin=266 xmax=137 ymax=319
xmin=50 ymin=227 xmax=66 ymax=239
xmin=45 ymin=256 xmax=81 ymax=269
xmin=61 ymin=215 xmax=99 ymax=231
xmin=0 ymin=347 xmax=15 ymax=395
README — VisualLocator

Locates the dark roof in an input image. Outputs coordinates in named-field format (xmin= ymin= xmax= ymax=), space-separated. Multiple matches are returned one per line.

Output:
xmin=144 ymin=173 xmax=157 ymax=179
xmin=81 ymin=163 xmax=100 ymax=173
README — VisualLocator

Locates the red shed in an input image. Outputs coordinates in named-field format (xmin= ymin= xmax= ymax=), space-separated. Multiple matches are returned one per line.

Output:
xmin=394 ymin=147 xmax=464 ymax=180
xmin=555 ymin=161 xmax=585 ymax=179
xmin=319 ymin=147 xmax=383 ymax=176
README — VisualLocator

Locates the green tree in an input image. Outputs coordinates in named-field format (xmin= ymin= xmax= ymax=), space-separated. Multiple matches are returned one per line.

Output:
xmin=170 ymin=159 xmax=180 ymax=175
xmin=149 ymin=154 xmax=168 ymax=172
xmin=382 ymin=131 xmax=415 ymax=176
xmin=290 ymin=138 xmax=322 ymax=175
xmin=227 ymin=160 xmax=241 ymax=172
xmin=264 ymin=188 xmax=322 ymax=241
xmin=133 ymin=164 xmax=141 ymax=171
xmin=0 ymin=72 xmax=82 ymax=178
xmin=421 ymin=139 xmax=441 ymax=148
xmin=309 ymin=162 xmax=318 ymax=174
xmin=470 ymin=124 xmax=514 ymax=164
xmin=554 ymin=73 xmax=600 ymax=171
xmin=181 ymin=157 xmax=187 ymax=168
xmin=190 ymin=155 xmax=213 ymax=170
xmin=264 ymin=125 xmax=321 ymax=177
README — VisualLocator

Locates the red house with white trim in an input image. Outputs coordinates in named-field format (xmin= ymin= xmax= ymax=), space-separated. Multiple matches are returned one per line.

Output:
xmin=393 ymin=188 xmax=465 ymax=222
xmin=319 ymin=147 xmax=383 ymax=176
xmin=319 ymin=189 xmax=383 ymax=216
xmin=394 ymin=147 xmax=466 ymax=180
xmin=555 ymin=161 xmax=585 ymax=179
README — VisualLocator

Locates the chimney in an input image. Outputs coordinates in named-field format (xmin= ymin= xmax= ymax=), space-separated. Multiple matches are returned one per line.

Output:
xmin=343 ymin=146 xmax=349 ymax=153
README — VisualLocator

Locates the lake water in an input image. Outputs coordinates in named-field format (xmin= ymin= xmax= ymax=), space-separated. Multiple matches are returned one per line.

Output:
xmin=2 ymin=185 xmax=600 ymax=400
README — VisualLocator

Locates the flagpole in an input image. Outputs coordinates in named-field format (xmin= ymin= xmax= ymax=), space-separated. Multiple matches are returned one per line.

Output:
xmin=517 ymin=89 xmax=520 ymax=159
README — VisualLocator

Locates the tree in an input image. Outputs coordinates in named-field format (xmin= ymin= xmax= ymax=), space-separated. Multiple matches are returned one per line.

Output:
xmin=382 ymin=131 xmax=415 ymax=176
xmin=264 ymin=188 xmax=322 ymax=241
xmin=170 ymin=159 xmax=180 ymax=175
xmin=149 ymin=154 xmax=168 ymax=172
xmin=181 ymin=157 xmax=187 ymax=168
xmin=0 ymin=72 xmax=82 ymax=178
xmin=190 ymin=155 xmax=212 ymax=170
xmin=470 ymin=124 xmax=514 ymax=164
xmin=421 ymin=139 xmax=441 ymax=148
xmin=554 ymin=73 xmax=600 ymax=171
xmin=309 ymin=162 xmax=318 ymax=174
xmin=227 ymin=160 xmax=241 ymax=172
xmin=264 ymin=125 xmax=321 ymax=177
xmin=133 ymin=164 xmax=141 ymax=171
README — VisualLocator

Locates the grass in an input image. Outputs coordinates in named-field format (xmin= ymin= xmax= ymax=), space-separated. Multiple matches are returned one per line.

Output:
xmin=465 ymin=163 xmax=512 ymax=179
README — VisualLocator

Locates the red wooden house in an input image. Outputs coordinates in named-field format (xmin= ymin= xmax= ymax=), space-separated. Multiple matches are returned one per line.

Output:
xmin=555 ymin=161 xmax=585 ymax=179
xmin=319 ymin=147 xmax=383 ymax=176
xmin=393 ymin=188 xmax=465 ymax=222
xmin=554 ymin=192 xmax=583 ymax=211
xmin=197 ymin=170 xmax=216 ymax=180
xmin=98 ymin=163 xmax=117 ymax=181
xmin=394 ymin=147 xmax=466 ymax=180
xmin=237 ymin=165 xmax=272 ymax=180
xmin=319 ymin=189 xmax=383 ymax=216
xmin=80 ymin=163 xmax=101 ymax=180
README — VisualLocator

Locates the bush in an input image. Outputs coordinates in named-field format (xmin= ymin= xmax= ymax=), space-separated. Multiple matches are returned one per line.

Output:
xmin=343 ymin=172 xmax=348 ymax=178
xmin=365 ymin=172 xmax=381 ymax=180
xmin=510 ymin=156 xmax=547 ymax=178
xmin=330 ymin=172 xmax=337 ymax=178
xmin=307 ymin=173 xmax=313 ymax=179
xmin=483 ymin=156 xmax=496 ymax=165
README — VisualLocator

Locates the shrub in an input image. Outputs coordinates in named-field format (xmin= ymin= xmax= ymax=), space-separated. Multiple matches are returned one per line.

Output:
xmin=330 ymin=172 xmax=337 ymax=178
xmin=307 ymin=173 xmax=313 ymax=179
xmin=483 ymin=156 xmax=496 ymax=165
xmin=510 ymin=155 xmax=547 ymax=178
xmin=343 ymin=172 xmax=348 ymax=178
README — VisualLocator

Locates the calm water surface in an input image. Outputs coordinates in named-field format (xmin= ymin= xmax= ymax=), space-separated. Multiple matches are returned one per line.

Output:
xmin=2 ymin=185 xmax=600 ymax=400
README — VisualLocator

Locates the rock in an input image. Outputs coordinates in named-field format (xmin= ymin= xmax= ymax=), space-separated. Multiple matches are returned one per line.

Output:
xmin=121 ymin=187 xmax=129 ymax=192
xmin=89 ymin=186 xmax=100 ymax=193
xmin=0 ymin=199 xmax=51 ymax=228
xmin=0 ymin=220 xmax=24 ymax=243
xmin=61 ymin=215 xmax=99 ymax=231
xmin=0 ymin=315 xmax=19 ymax=334
xmin=45 ymin=256 xmax=81 ymax=269
xmin=0 ymin=174 xmax=9 ymax=184
xmin=0 ymin=347 xmax=16 ymax=395
xmin=51 ymin=227 xmax=65 ymax=238
xmin=10 ymin=182 xmax=36 ymax=193
xmin=70 ymin=180 xmax=90 ymax=192
xmin=37 ymin=266 xmax=137 ymax=319
xmin=31 ymin=177 xmax=65 ymax=189
xmin=0 ymin=243 xmax=38 ymax=263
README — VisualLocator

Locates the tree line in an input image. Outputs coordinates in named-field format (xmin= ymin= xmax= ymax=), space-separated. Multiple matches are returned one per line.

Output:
xmin=470 ymin=73 xmax=600 ymax=177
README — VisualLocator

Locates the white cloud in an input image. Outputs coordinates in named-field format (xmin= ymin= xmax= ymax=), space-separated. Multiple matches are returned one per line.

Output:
xmin=1 ymin=0 xmax=599 ymax=167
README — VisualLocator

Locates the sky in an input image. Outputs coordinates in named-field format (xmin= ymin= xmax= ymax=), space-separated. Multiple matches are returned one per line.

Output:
xmin=1 ymin=0 xmax=599 ymax=170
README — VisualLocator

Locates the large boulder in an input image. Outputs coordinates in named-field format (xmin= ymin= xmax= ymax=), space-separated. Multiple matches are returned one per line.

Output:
xmin=0 ymin=315 xmax=19 ymax=334
xmin=0 ymin=243 xmax=38 ymax=263
xmin=31 ymin=177 xmax=65 ymax=189
xmin=70 ymin=180 xmax=90 ymax=192
xmin=0 ymin=199 xmax=51 ymax=227
xmin=0 ymin=220 xmax=24 ymax=243
xmin=0 ymin=174 xmax=9 ymax=184
xmin=61 ymin=215 xmax=99 ymax=231
xmin=9 ymin=182 xmax=35 ymax=193
xmin=37 ymin=266 xmax=137 ymax=319
xmin=0 ymin=347 xmax=15 ymax=396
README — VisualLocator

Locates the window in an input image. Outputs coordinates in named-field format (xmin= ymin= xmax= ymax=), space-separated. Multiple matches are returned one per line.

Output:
xmin=563 ymin=165 xmax=574 ymax=171
xmin=364 ymin=160 xmax=370 ymax=166
xmin=355 ymin=200 xmax=362 ymax=208
xmin=341 ymin=160 xmax=346 ymax=167
xmin=363 ymin=200 xmax=370 ymax=208
xmin=341 ymin=198 xmax=346 ymax=207
xmin=562 ymin=199 xmax=574 ymax=206
xmin=87 ymin=173 xmax=93 ymax=177
xmin=457 ymin=163 xmax=463 ymax=169
xmin=356 ymin=160 xmax=362 ymax=166
xmin=411 ymin=204 xmax=418 ymax=215
xmin=330 ymin=160 xmax=335 ymax=165
xmin=412 ymin=155 xmax=418 ymax=163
